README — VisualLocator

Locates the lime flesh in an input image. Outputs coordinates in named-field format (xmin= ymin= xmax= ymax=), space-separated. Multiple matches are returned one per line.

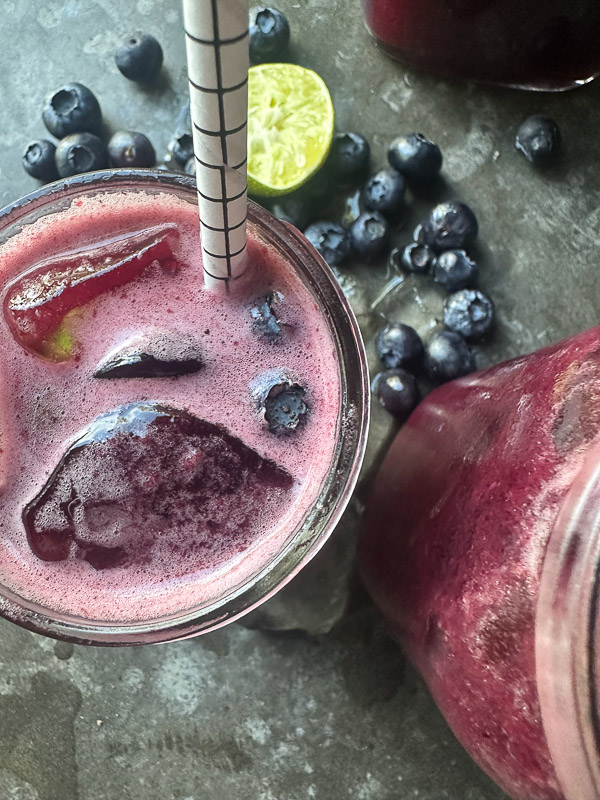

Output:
xmin=248 ymin=63 xmax=335 ymax=197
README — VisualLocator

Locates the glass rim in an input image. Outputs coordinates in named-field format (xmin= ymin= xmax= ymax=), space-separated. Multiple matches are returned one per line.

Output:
xmin=0 ymin=168 xmax=370 ymax=645
xmin=536 ymin=436 xmax=600 ymax=799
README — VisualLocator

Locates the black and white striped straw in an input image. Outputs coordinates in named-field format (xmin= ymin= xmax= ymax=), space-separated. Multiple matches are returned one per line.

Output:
xmin=183 ymin=0 xmax=249 ymax=290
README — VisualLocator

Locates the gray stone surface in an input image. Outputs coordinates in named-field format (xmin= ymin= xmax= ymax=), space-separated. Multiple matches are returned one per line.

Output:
xmin=1 ymin=0 xmax=598 ymax=797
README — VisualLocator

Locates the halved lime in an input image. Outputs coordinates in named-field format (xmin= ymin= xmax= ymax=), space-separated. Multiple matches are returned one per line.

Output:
xmin=248 ymin=63 xmax=335 ymax=197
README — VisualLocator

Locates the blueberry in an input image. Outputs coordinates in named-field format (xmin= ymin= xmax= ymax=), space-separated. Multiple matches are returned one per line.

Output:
xmin=55 ymin=132 xmax=109 ymax=178
xmin=362 ymin=169 xmax=406 ymax=221
xmin=327 ymin=133 xmax=370 ymax=187
xmin=422 ymin=200 xmax=478 ymax=252
xmin=250 ymin=291 xmax=283 ymax=339
xmin=350 ymin=211 xmax=391 ymax=260
xmin=388 ymin=133 xmax=443 ymax=181
xmin=375 ymin=323 xmax=423 ymax=371
xmin=263 ymin=382 xmax=308 ymax=434
xmin=108 ymin=131 xmax=155 ymax=168
xmin=271 ymin=194 xmax=310 ymax=230
xmin=424 ymin=330 xmax=475 ymax=382
xmin=22 ymin=140 xmax=58 ymax=181
xmin=249 ymin=7 xmax=290 ymax=62
xmin=172 ymin=133 xmax=194 ymax=167
xmin=515 ymin=115 xmax=561 ymax=167
xmin=115 ymin=32 xmax=163 ymax=82
xmin=443 ymin=289 xmax=494 ymax=341
xmin=401 ymin=242 xmax=436 ymax=274
xmin=433 ymin=249 xmax=478 ymax=291
xmin=42 ymin=83 xmax=102 ymax=138
xmin=374 ymin=369 xmax=421 ymax=420
xmin=304 ymin=221 xmax=351 ymax=266
xmin=184 ymin=156 xmax=196 ymax=176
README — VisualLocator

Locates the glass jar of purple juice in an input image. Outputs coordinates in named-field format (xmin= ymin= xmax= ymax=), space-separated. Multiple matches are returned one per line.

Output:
xmin=359 ymin=326 xmax=600 ymax=799
xmin=362 ymin=0 xmax=600 ymax=90
xmin=0 ymin=170 xmax=369 ymax=646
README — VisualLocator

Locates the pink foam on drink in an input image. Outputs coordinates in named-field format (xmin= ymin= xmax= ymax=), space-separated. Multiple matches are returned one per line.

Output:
xmin=0 ymin=189 xmax=341 ymax=622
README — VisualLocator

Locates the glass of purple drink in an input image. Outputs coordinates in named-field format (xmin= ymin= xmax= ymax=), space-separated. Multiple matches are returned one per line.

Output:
xmin=362 ymin=0 xmax=600 ymax=90
xmin=359 ymin=326 xmax=600 ymax=800
xmin=0 ymin=170 xmax=369 ymax=645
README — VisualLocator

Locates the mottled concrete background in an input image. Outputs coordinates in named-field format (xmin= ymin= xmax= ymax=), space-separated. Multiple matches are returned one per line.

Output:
xmin=1 ymin=0 xmax=599 ymax=797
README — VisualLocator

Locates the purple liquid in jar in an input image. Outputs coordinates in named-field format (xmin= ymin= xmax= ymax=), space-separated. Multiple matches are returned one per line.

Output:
xmin=362 ymin=0 xmax=600 ymax=90
xmin=360 ymin=327 xmax=600 ymax=799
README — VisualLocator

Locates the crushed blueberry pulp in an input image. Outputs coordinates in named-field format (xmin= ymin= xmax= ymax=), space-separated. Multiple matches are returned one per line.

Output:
xmin=24 ymin=403 xmax=293 ymax=570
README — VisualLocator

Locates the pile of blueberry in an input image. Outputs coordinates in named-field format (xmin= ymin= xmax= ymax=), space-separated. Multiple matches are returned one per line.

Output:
xmin=371 ymin=192 xmax=493 ymax=422
xmin=22 ymin=33 xmax=163 ymax=182
xmin=241 ymin=7 xmax=562 ymax=425
xmin=269 ymin=129 xmax=495 ymax=423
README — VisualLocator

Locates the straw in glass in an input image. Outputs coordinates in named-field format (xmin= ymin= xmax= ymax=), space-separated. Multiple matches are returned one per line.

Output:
xmin=183 ymin=0 xmax=249 ymax=290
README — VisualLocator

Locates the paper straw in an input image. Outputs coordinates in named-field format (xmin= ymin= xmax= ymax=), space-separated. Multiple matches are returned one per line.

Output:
xmin=183 ymin=0 xmax=249 ymax=290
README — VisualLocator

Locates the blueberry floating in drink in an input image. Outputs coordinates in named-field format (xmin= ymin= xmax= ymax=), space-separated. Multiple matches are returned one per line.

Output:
xmin=24 ymin=402 xmax=294 ymax=568
xmin=264 ymin=383 xmax=308 ymax=434
xmin=250 ymin=291 xmax=284 ymax=339
xmin=251 ymin=371 xmax=309 ymax=434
